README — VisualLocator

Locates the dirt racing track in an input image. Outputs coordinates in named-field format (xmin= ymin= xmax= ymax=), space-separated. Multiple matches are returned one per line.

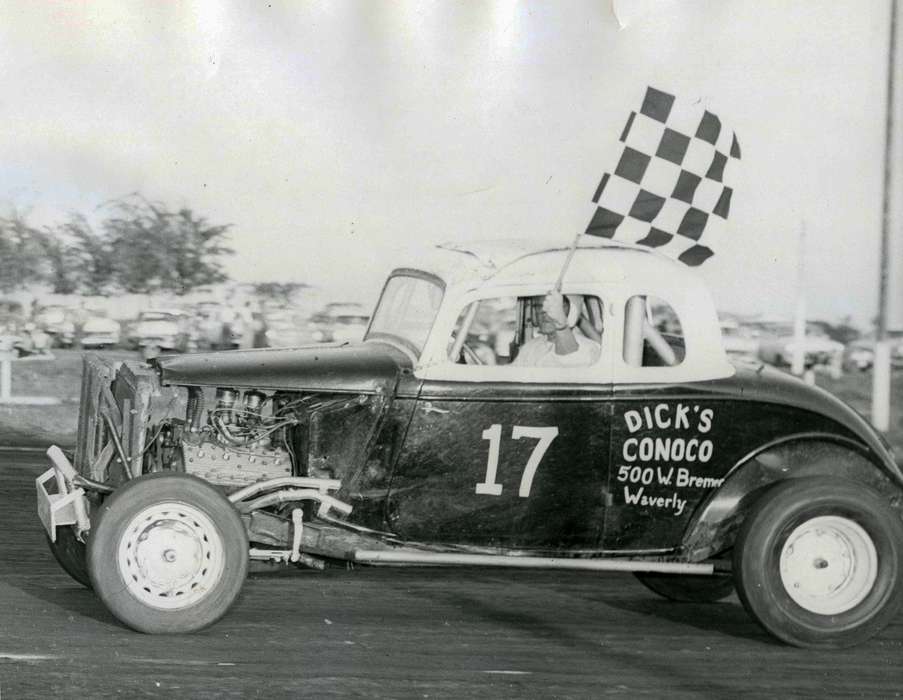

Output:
xmin=1 ymin=449 xmax=901 ymax=699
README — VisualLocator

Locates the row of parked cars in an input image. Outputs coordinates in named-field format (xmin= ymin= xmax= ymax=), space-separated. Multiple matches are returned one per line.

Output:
xmin=720 ymin=318 xmax=903 ymax=372
xmin=0 ymin=299 xmax=372 ymax=356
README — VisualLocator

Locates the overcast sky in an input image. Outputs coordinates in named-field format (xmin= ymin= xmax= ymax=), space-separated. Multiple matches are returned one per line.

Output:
xmin=0 ymin=1 xmax=898 ymax=327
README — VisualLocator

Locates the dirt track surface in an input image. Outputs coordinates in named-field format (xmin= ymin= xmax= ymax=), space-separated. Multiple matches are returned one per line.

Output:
xmin=3 ymin=448 xmax=903 ymax=699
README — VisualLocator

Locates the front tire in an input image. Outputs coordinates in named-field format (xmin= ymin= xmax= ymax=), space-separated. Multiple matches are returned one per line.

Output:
xmin=46 ymin=527 xmax=91 ymax=589
xmin=87 ymin=473 xmax=248 ymax=634
xmin=733 ymin=477 xmax=903 ymax=648
xmin=634 ymin=572 xmax=734 ymax=603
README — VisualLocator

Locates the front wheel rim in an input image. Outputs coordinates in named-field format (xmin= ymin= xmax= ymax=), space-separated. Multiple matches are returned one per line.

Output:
xmin=117 ymin=502 xmax=226 ymax=610
xmin=779 ymin=515 xmax=878 ymax=615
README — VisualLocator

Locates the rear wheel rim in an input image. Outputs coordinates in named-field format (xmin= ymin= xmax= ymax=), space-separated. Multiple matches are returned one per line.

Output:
xmin=779 ymin=515 xmax=878 ymax=615
xmin=117 ymin=502 xmax=225 ymax=610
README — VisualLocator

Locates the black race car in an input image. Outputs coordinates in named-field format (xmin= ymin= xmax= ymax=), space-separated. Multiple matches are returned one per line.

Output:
xmin=38 ymin=240 xmax=903 ymax=647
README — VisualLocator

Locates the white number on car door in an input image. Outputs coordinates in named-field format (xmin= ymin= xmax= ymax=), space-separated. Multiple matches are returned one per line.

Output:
xmin=476 ymin=424 xmax=559 ymax=497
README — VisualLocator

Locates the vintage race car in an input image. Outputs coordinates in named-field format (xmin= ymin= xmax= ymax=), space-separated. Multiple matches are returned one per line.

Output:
xmin=37 ymin=240 xmax=903 ymax=647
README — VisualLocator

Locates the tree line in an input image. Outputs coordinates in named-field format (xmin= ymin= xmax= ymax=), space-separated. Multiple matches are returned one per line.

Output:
xmin=0 ymin=195 xmax=233 ymax=296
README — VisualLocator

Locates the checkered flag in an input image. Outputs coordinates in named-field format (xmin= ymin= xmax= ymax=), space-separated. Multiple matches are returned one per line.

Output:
xmin=585 ymin=87 xmax=741 ymax=266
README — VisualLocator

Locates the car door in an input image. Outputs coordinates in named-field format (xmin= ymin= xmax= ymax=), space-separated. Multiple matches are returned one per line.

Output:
xmin=387 ymin=381 xmax=612 ymax=550
xmin=602 ymin=293 xmax=736 ymax=551
xmin=385 ymin=292 xmax=614 ymax=551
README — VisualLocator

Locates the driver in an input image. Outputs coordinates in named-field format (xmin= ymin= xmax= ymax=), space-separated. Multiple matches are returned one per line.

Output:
xmin=513 ymin=292 xmax=600 ymax=367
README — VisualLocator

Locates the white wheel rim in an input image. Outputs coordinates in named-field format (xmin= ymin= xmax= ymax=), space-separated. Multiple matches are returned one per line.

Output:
xmin=779 ymin=515 xmax=878 ymax=615
xmin=117 ymin=502 xmax=225 ymax=610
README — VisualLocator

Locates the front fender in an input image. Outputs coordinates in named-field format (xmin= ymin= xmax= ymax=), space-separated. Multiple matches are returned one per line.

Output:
xmin=681 ymin=434 xmax=903 ymax=561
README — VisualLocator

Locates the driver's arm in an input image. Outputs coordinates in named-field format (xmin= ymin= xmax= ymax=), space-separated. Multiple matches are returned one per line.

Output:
xmin=543 ymin=293 xmax=579 ymax=355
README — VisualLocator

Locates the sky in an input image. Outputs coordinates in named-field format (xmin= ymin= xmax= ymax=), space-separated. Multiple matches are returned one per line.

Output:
xmin=0 ymin=0 xmax=899 ymax=328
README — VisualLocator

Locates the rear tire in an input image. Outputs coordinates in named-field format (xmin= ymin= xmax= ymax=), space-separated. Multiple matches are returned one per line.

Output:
xmin=733 ymin=477 xmax=903 ymax=648
xmin=46 ymin=527 xmax=91 ymax=589
xmin=634 ymin=572 xmax=734 ymax=603
xmin=87 ymin=473 xmax=248 ymax=634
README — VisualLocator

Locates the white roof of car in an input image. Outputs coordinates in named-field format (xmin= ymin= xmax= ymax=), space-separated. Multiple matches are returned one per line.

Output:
xmin=397 ymin=239 xmax=734 ymax=384
xmin=397 ymin=238 xmax=704 ymax=295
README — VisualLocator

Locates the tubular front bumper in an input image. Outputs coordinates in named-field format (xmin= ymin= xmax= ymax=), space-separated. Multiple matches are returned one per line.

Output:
xmin=36 ymin=446 xmax=90 ymax=542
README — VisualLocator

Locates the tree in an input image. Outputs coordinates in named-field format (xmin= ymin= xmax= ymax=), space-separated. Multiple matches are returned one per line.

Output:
xmin=50 ymin=214 xmax=116 ymax=296
xmin=169 ymin=206 xmax=233 ymax=295
xmin=103 ymin=196 xmax=233 ymax=295
xmin=0 ymin=211 xmax=49 ymax=294
xmin=253 ymin=282 xmax=310 ymax=307
xmin=35 ymin=230 xmax=80 ymax=295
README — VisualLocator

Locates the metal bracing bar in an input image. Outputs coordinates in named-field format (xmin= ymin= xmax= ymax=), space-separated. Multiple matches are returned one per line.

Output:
xmin=353 ymin=550 xmax=714 ymax=574
xmin=448 ymin=301 xmax=480 ymax=361
xmin=101 ymin=411 xmax=133 ymax=479
xmin=235 ymin=488 xmax=353 ymax=517
xmin=228 ymin=476 xmax=342 ymax=503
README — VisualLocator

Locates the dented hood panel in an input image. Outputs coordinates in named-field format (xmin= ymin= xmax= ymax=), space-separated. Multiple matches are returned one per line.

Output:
xmin=154 ymin=341 xmax=409 ymax=393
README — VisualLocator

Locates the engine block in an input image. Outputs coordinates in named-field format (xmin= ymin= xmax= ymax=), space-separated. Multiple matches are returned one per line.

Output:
xmin=181 ymin=439 xmax=292 ymax=487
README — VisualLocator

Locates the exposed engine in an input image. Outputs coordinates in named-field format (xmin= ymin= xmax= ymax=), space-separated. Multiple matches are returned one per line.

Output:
xmin=147 ymin=386 xmax=299 ymax=488
xmin=69 ymin=356 xmax=388 ymax=570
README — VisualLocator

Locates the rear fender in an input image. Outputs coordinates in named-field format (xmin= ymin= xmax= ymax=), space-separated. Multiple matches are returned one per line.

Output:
xmin=682 ymin=434 xmax=903 ymax=561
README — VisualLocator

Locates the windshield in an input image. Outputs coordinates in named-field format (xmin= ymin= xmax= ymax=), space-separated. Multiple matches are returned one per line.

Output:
xmin=366 ymin=273 xmax=444 ymax=355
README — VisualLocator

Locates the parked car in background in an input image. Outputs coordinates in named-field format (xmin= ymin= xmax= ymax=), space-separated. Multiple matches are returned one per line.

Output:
xmin=756 ymin=323 xmax=844 ymax=369
xmin=891 ymin=332 xmax=903 ymax=368
xmin=261 ymin=308 xmax=311 ymax=348
xmin=845 ymin=334 xmax=903 ymax=371
xmin=80 ymin=314 xmax=121 ymax=350
xmin=844 ymin=339 xmax=875 ymax=372
xmin=193 ymin=302 xmax=246 ymax=350
xmin=125 ymin=309 xmax=195 ymax=354
xmin=0 ymin=299 xmax=26 ymax=353
xmin=308 ymin=302 xmax=370 ymax=343
xmin=0 ymin=323 xmax=52 ymax=358
xmin=0 ymin=300 xmax=51 ymax=357
xmin=719 ymin=320 xmax=760 ymax=363
xmin=35 ymin=305 xmax=76 ymax=348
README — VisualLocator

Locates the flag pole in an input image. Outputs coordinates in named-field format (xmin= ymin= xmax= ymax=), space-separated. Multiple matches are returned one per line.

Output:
xmin=553 ymin=232 xmax=583 ymax=292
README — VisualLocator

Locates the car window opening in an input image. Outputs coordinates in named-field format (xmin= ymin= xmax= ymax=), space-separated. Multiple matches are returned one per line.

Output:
xmin=623 ymin=295 xmax=685 ymax=368
xmin=447 ymin=294 xmax=604 ymax=367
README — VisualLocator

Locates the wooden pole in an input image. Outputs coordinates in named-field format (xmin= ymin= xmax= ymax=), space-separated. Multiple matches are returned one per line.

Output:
xmin=878 ymin=0 xmax=897 ymax=341
xmin=873 ymin=0 xmax=898 ymax=433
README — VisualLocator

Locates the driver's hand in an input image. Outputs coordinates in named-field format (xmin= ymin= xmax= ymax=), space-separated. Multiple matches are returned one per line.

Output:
xmin=542 ymin=292 xmax=568 ymax=327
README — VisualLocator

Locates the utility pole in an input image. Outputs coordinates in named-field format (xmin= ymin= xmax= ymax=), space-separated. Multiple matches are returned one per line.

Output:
xmin=872 ymin=0 xmax=898 ymax=432
xmin=791 ymin=220 xmax=808 ymax=379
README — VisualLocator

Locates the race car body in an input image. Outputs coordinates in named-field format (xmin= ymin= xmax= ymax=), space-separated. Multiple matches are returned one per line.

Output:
xmin=37 ymin=239 xmax=903 ymax=647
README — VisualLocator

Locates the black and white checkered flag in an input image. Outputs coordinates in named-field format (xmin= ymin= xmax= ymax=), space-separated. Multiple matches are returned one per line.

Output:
xmin=585 ymin=87 xmax=740 ymax=266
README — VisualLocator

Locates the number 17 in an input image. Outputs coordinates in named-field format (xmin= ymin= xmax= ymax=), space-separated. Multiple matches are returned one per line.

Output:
xmin=475 ymin=424 xmax=559 ymax=498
